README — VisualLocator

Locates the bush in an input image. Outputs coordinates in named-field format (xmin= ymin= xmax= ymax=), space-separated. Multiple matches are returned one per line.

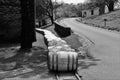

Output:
xmin=0 ymin=0 xmax=21 ymax=43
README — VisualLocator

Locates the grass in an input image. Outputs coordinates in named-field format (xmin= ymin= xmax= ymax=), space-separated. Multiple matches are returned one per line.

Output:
xmin=46 ymin=24 xmax=83 ymax=49
xmin=62 ymin=33 xmax=82 ymax=49
xmin=77 ymin=9 xmax=120 ymax=32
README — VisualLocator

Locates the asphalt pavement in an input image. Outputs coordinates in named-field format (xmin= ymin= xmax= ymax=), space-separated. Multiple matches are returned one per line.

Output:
xmin=60 ymin=18 xmax=120 ymax=80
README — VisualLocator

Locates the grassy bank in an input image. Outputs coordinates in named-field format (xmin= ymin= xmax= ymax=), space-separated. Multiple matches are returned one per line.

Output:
xmin=77 ymin=9 xmax=120 ymax=32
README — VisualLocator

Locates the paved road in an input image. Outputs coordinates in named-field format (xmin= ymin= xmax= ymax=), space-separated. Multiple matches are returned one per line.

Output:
xmin=60 ymin=18 xmax=120 ymax=80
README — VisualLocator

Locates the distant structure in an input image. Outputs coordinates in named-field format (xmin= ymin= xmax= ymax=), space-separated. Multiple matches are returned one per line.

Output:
xmin=81 ymin=6 xmax=109 ymax=18
xmin=82 ymin=7 xmax=99 ymax=18
xmin=81 ymin=1 xmax=120 ymax=18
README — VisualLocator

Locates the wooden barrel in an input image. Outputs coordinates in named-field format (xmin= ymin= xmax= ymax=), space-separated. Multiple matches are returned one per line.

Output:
xmin=47 ymin=51 xmax=78 ymax=72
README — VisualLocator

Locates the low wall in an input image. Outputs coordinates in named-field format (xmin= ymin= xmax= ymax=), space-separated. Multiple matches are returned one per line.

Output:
xmin=54 ymin=21 xmax=72 ymax=38
xmin=36 ymin=29 xmax=48 ymax=47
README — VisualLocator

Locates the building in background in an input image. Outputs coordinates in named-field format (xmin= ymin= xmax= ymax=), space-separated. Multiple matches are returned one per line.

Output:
xmin=81 ymin=0 xmax=120 ymax=18
xmin=81 ymin=5 xmax=109 ymax=18
xmin=82 ymin=7 xmax=99 ymax=18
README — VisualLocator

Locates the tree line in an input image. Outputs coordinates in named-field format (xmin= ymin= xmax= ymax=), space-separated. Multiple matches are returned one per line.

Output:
xmin=36 ymin=0 xmax=119 ymax=24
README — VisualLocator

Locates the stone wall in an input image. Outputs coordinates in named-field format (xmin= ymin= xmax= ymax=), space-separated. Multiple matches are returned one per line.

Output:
xmin=54 ymin=22 xmax=72 ymax=38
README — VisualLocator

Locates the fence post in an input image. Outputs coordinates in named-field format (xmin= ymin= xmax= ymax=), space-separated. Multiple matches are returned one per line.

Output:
xmin=104 ymin=19 xmax=107 ymax=27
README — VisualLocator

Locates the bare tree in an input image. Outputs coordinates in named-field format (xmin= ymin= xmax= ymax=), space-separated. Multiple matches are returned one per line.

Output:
xmin=37 ymin=0 xmax=54 ymax=24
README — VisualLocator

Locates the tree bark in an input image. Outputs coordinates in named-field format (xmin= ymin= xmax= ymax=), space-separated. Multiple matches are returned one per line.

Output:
xmin=107 ymin=1 xmax=114 ymax=12
xmin=49 ymin=0 xmax=54 ymax=24
xmin=20 ymin=0 xmax=36 ymax=49
xmin=50 ymin=15 xmax=54 ymax=24
xmin=99 ymin=5 xmax=105 ymax=15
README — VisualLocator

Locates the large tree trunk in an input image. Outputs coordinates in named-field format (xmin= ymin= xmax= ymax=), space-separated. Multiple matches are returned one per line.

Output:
xmin=107 ymin=1 xmax=114 ymax=12
xmin=20 ymin=0 xmax=36 ymax=50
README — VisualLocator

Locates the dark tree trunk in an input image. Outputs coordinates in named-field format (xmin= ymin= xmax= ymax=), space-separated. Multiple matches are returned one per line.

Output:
xmin=42 ymin=19 xmax=46 ymax=26
xmin=39 ymin=21 xmax=41 ymax=27
xmin=50 ymin=16 xmax=54 ymax=24
xmin=108 ymin=1 xmax=114 ymax=12
xmin=50 ymin=0 xmax=54 ymax=24
xmin=20 ymin=0 xmax=36 ymax=49
xmin=99 ymin=5 xmax=105 ymax=15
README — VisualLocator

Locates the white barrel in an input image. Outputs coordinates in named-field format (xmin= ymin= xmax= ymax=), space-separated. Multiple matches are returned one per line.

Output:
xmin=48 ymin=51 xmax=78 ymax=72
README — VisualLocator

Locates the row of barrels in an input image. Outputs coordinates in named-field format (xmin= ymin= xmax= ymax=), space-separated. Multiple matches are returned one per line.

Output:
xmin=47 ymin=22 xmax=79 ymax=72
xmin=36 ymin=24 xmax=79 ymax=72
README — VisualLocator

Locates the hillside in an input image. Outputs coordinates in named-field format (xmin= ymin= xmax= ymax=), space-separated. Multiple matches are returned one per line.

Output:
xmin=80 ymin=9 xmax=120 ymax=32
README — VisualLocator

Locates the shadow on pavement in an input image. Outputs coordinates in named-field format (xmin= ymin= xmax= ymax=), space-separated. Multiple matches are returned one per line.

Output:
xmin=78 ymin=58 xmax=101 ymax=70
xmin=0 ymin=46 xmax=49 ymax=80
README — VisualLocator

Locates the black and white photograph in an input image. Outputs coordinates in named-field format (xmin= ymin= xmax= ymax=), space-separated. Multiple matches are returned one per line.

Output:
xmin=0 ymin=0 xmax=120 ymax=80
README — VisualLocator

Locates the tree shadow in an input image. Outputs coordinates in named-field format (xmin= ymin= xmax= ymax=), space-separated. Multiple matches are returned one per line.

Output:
xmin=39 ymin=71 xmax=55 ymax=79
xmin=78 ymin=58 xmax=100 ymax=70
xmin=0 ymin=45 xmax=101 ymax=80
xmin=78 ymin=52 xmax=101 ymax=70
xmin=0 ymin=43 xmax=20 ymax=48
xmin=78 ymin=61 xmax=97 ymax=69
xmin=0 ymin=46 xmax=49 ymax=79
xmin=19 ymin=67 xmax=54 ymax=79
xmin=17 ymin=63 xmax=48 ymax=79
